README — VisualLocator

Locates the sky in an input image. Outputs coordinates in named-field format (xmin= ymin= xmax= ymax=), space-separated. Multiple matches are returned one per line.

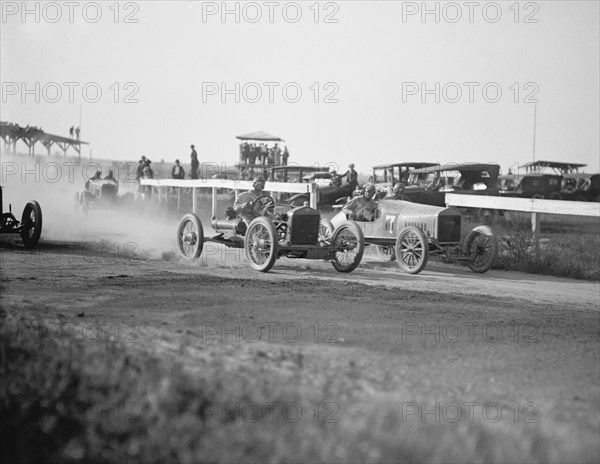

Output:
xmin=1 ymin=0 xmax=599 ymax=175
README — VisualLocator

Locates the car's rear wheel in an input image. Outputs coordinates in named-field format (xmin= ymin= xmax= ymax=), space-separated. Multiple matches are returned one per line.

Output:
xmin=465 ymin=229 xmax=498 ymax=273
xmin=245 ymin=217 xmax=278 ymax=272
xmin=376 ymin=244 xmax=396 ymax=262
xmin=318 ymin=219 xmax=334 ymax=247
xmin=177 ymin=213 xmax=204 ymax=259
xmin=396 ymin=226 xmax=428 ymax=274
xmin=330 ymin=221 xmax=364 ymax=273
xmin=20 ymin=201 xmax=42 ymax=248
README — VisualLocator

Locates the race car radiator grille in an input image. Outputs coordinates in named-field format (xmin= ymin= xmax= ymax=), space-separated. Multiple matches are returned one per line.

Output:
xmin=290 ymin=213 xmax=319 ymax=245
xmin=437 ymin=214 xmax=461 ymax=243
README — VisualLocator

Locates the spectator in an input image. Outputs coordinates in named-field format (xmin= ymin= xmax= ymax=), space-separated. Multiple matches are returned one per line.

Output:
xmin=282 ymin=146 xmax=289 ymax=165
xmin=171 ymin=159 xmax=185 ymax=179
xmin=69 ymin=126 xmax=74 ymax=138
xmin=190 ymin=144 xmax=199 ymax=179
xmin=75 ymin=126 xmax=80 ymax=140
xmin=341 ymin=163 xmax=359 ymax=191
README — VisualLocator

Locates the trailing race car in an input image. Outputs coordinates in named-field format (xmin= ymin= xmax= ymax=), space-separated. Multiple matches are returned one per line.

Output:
xmin=176 ymin=194 xmax=365 ymax=273
xmin=330 ymin=198 xmax=498 ymax=274
xmin=1 ymin=186 xmax=42 ymax=248
xmin=75 ymin=173 xmax=134 ymax=214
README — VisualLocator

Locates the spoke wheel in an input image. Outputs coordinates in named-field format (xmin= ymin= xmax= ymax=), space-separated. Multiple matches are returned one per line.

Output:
xmin=330 ymin=221 xmax=364 ymax=273
xmin=318 ymin=219 xmax=334 ymax=247
xmin=20 ymin=201 xmax=42 ymax=248
xmin=465 ymin=229 xmax=498 ymax=273
xmin=176 ymin=213 xmax=204 ymax=259
xmin=376 ymin=244 xmax=396 ymax=262
xmin=396 ymin=226 xmax=428 ymax=274
xmin=245 ymin=217 xmax=278 ymax=272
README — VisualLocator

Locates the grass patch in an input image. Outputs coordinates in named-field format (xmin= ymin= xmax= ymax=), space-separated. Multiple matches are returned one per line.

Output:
xmin=1 ymin=314 xmax=598 ymax=463
xmin=464 ymin=213 xmax=600 ymax=281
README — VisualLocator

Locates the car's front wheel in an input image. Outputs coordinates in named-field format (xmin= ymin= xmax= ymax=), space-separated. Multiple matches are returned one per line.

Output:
xmin=465 ymin=227 xmax=498 ymax=273
xmin=177 ymin=213 xmax=204 ymax=259
xmin=20 ymin=201 xmax=42 ymax=248
xmin=330 ymin=221 xmax=364 ymax=273
xmin=245 ymin=217 xmax=278 ymax=272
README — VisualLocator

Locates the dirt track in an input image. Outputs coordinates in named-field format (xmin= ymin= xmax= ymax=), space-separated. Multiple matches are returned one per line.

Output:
xmin=2 ymin=215 xmax=600 ymax=461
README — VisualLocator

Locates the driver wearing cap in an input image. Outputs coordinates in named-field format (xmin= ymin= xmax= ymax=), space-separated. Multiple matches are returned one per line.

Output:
xmin=342 ymin=183 xmax=379 ymax=221
xmin=234 ymin=176 xmax=273 ymax=225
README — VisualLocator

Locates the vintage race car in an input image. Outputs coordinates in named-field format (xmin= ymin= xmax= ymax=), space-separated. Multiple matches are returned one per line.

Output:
xmin=176 ymin=194 xmax=365 ymax=273
xmin=75 ymin=178 xmax=134 ymax=214
xmin=1 ymin=186 xmax=42 ymax=248
xmin=330 ymin=199 xmax=498 ymax=274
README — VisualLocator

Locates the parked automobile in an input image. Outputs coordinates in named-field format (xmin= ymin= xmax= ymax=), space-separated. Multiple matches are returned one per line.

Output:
xmin=271 ymin=165 xmax=355 ymax=208
xmin=1 ymin=186 xmax=42 ymax=248
xmin=398 ymin=163 xmax=501 ymax=207
xmin=176 ymin=194 xmax=365 ymax=273
xmin=330 ymin=198 xmax=498 ymax=274
xmin=371 ymin=162 xmax=439 ymax=198
xmin=499 ymin=173 xmax=563 ymax=199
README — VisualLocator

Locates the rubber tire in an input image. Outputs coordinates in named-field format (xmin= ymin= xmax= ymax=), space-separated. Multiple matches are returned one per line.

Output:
xmin=376 ymin=244 xmax=396 ymax=262
xmin=245 ymin=217 xmax=278 ymax=273
xmin=177 ymin=213 xmax=204 ymax=259
xmin=465 ymin=229 xmax=498 ymax=273
xmin=549 ymin=192 xmax=562 ymax=201
xmin=20 ymin=201 xmax=42 ymax=248
xmin=318 ymin=219 xmax=334 ymax=247
xmin=330 ymin=221 xmax=365 ymax=273
xmin=395 ymin=226 xmax=428 ymax=274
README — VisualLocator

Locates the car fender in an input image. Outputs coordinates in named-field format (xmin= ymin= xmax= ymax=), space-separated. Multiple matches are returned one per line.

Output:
xmin=462 ymin=225 xmax=494 ymax=254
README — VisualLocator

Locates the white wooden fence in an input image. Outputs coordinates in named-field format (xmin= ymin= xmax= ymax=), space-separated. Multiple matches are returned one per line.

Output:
xmin=140 ymin=178 xmax=317 ymax=216
xmin=445 ymin=193 xmax=600 ymax=234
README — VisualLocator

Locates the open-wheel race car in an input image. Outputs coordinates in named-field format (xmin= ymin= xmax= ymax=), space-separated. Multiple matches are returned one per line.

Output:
xmin=75 ymin=177 xmax=134 ymax=214
xmin=331 ymin=199 xmax=498 ymax=274
xmin=176 ymin=194 xmax=365 ymax=273
xmin=1 ymin=186 xmax=42 ymax=248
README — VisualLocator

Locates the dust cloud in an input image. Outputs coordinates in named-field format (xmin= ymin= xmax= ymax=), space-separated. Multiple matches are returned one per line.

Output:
xmin=1 ymin=153 xmax=187 ymax=260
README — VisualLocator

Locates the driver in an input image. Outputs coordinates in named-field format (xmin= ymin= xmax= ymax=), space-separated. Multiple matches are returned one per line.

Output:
xmin=342 ymin=183 xmax=378 ymax=221
xmin=234 ymin=176 xmax=273 ymax=225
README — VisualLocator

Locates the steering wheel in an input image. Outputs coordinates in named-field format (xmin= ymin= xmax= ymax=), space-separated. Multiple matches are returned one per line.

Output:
xmin=251 ymin=195 xmax=275 ymax=216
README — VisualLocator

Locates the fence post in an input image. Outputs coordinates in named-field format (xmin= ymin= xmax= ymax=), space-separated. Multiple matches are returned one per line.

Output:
xmin=212 ymin=187 xmax=217 ymax=218
xmin=192 ymin=187 xmax=197 ymax=215
xmin=531 ymin=212 xmax=541 ymax=236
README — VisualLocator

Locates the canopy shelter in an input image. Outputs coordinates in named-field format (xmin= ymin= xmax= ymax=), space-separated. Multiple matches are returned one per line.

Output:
xmin=235 ymin=130 xmax=284 ymax=142
xmin=520 ymin=161 xmax=587 ymax=175
xmin=1 ymin=121 xmax=88 ymax=158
